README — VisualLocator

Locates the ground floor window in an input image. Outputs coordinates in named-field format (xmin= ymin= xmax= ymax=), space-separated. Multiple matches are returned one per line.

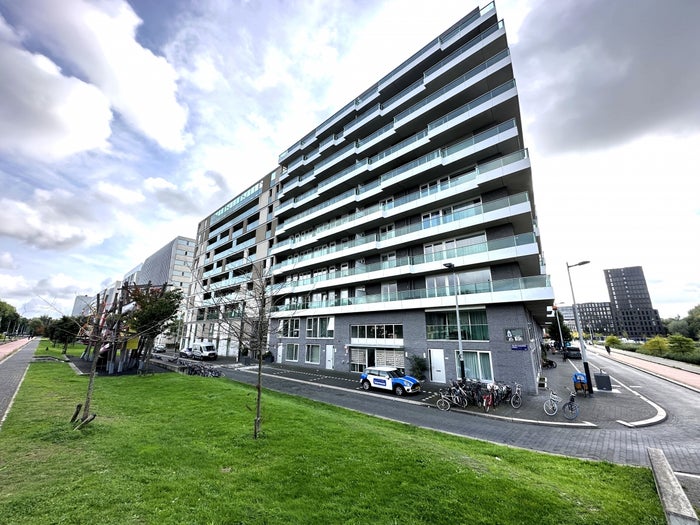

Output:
xmin=375 ymin=349 xmax=405 ymax=368
xmin=285 ymin=343 xmax=299 ymax=361
xmin=426 ymin=309 xmax=488 ymax=340
xmin=455 ymin=350 xmax=493 ymax=381
xmin=305 ymin=344 xmax=321 ymax=364
xmin=349 ymin=347 xmax=368 ymax=372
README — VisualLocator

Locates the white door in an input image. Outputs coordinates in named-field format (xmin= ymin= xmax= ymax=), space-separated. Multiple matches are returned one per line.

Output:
xmin=325 ymin=345 xmax=334 ymax=369
xmin=277 ymin=343 xmax=284 ymax=363
xmin=429 ymin=348 xmax=446 ymax=383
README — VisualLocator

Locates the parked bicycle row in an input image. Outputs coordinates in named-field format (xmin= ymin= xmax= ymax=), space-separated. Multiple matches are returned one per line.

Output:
xmin=436 ymin=379 xmax=522 ymax=412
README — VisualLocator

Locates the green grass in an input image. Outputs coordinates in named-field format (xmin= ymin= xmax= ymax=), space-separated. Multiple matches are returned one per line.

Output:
xmin=0 ymin=345 xmax=665 ymax=524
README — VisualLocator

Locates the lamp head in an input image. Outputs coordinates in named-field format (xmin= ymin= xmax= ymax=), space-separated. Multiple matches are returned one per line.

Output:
xmin=443 ymin=263 xmax=454 ymax=269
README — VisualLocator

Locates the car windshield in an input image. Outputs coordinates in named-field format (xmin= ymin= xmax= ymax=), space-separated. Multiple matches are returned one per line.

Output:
xmin=387 ymin=369 xmax=405 ymax=378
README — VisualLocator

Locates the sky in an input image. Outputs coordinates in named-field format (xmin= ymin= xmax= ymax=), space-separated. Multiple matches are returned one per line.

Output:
xmin=0 ymin=0 xmax=698 ymax=321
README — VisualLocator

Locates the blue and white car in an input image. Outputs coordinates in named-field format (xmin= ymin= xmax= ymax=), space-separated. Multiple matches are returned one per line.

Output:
xmin=359 ymin=366 xmax=421 ymax=396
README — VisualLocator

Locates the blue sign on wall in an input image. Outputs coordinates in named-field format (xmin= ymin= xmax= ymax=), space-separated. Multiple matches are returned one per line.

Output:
xmin=511 ymin=345 xmax=528 ymax=351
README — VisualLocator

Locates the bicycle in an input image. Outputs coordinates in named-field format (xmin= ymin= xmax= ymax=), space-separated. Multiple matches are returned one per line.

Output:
xmin=562 ymin=391 xmax=579 ymax=420
xmin=436 ymin=389 xmax=452 ymax=411
xmin=543 ymin=389 xmax=562 ymax=416
xmin=510 ymin=383 xmax=522 ymax=409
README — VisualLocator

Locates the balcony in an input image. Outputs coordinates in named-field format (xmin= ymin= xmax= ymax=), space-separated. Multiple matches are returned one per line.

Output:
xmin=276 ymin=230 xmax=537 ymax=291
xmin=272 ymin=151 xmax=529 ymax=256
xmin=272 ymin=273 xmax=552 ymax=314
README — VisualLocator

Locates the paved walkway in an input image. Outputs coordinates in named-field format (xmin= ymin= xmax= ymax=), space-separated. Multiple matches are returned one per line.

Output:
xmin=0 ymin=338 xmax=38 ymax=428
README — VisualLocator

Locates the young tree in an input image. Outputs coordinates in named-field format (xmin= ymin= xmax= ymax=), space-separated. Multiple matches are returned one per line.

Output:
xmin=549 ymin=309 xmax=572 ymax=349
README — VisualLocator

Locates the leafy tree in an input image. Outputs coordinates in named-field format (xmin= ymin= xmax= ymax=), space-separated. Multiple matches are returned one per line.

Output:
xmin=665 ymin=317 xmax=691 ymax=338
xmin=605 ymin=335 xmax=621 ymax=348
xmin=642 ymin=336 xmax=668 ymax=357
xmin=549 ymin=309 xmax=572 ymax=349
xmin=49 ymin=316 xmax=81 ymax=353
xmin=668 ymin=334 xmax=695 ymax=354
xmin=0 ymin=299 xmax=19 ymax=335
xmin=687 ymin=305 xmax=700 ymax=341
xmin=126 ymin=286 xmax=183 ymax=366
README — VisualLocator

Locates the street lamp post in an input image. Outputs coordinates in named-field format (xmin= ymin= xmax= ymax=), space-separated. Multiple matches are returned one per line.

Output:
xmin=444 ymin=263 xmax=463 ymax=357
xmin=567 ymin=260 xmax=594 ymax=396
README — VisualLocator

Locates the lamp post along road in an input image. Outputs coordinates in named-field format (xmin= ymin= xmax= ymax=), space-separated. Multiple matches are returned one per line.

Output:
xmin=444 ymin=263 xmax=463 ymax=355
xmin=567 ymin=261 xmax=594 ymax=396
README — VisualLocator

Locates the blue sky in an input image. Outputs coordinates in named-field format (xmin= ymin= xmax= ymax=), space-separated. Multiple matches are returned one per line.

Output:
xmin=0 ymin=0 xmax=698 ymax=320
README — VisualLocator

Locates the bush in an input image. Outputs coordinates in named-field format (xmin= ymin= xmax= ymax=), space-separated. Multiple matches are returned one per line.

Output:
xmin=406 ymin=355 xmax=428 ymax=381
xmin=641 ymin=336 xmax=668 ymax=357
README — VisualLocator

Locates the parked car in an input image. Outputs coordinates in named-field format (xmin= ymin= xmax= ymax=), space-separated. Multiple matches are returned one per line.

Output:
xmin=179 ymin=347 xmax=194 ymax=359
xmin=191 ymin=342 xmax=217 ymax=360
xmin=562 ymin=347 xmax=582 ymax=360
xmin=359 ymin=366 xmax=421 ymax=396
xmin=153 ymin=345 xmax=166 ymax=353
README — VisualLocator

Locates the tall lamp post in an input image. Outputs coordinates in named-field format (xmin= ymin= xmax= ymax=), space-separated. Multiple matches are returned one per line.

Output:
xmin=444 ymin=263 xmax=463 ymax=358
xmin=567 ymin=260 xmax=594 ymax=396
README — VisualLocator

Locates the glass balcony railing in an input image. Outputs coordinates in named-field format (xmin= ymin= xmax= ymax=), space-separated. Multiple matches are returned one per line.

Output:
xmin=394 ymin=48 xmax=510 ymax=124
xmin=425 ymin=19 xmax=503 ymax=78
xmin=272 ymin=193 xmax=531 ymax=271
xmin=280 ymin=230 xmax=535 ymax=288
xmin=274 ymin=149 xmax=529 ymax=252
xmin=273 ymin=273 xmax=550 ymax=313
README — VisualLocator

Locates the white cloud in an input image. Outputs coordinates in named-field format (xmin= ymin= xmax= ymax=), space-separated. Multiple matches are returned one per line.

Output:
xmin=0 ymin=15 xmax=112 ymax=160
xmin=0 ymin=252 xmax=16 ymax=269
xmin=1 ymin=0 xmax=190 ymax=153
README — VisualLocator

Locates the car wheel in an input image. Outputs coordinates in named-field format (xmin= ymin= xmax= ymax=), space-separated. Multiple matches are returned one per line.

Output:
xmin=394 ymin=384 xmax=405 ymax=396
xmin=361 ymin=380 xmax=371 ymax=391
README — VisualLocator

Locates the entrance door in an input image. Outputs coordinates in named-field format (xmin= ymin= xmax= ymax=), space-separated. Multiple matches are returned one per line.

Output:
xmin=429 ymin=348 xmax=446 ymax=383
xmin=325 ymin=345 xmax=335 ymax=369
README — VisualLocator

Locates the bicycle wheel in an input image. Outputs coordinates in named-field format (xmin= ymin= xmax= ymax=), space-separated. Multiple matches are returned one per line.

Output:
xmin=436 ymin=398 xmax=450 ymax=411
xmin=510 ymin=394 xmax=522 ymax=409
xmin=543 ymin=399 xmax=558 ymax=416
xmin=483 ymin=397 xmax=491 ymax=413
xmin=562 ymin=402 xmax=579 ymax=420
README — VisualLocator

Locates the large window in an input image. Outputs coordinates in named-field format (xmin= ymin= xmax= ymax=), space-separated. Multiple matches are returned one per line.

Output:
xmin=305 ymin=344 xmax=321 ymax=364
xmin=426 ymin=309 xmax=488 ymax=340
xmin=285 ymin=343 xmax=299 ymax=361
xmin=351 ymin=324 xmax=403 ymax=340
xmin=306 ymin=317 xmax=334 ymax=338
xmin=280 ymin=318 xmax=300 ymax=337
xmin=456 ymin=350 xmax=493 ymax=382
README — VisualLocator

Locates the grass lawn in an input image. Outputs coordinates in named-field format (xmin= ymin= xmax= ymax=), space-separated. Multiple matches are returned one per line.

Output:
xmin=0 ymin=344 xmax=665 ymax=524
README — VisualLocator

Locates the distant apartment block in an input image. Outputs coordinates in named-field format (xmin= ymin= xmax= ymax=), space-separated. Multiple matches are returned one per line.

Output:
xmin=136 ymin=236 xmax=195 ymax=290
xmin=604 ymin=266 xmax=663 ymax=340
xmin=71 ymin=294 xmax=93 ymax=317
xmin=186 ymin=172 xmax=279 ymax=357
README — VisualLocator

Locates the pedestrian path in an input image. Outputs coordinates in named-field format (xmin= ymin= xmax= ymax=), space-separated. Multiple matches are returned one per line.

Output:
xmin=0 ymin=338 xmax=38 ymax=428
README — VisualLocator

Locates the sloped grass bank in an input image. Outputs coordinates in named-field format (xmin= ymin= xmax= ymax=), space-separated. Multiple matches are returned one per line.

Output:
xmin=0 ymin=357 xmax=664 ymax=524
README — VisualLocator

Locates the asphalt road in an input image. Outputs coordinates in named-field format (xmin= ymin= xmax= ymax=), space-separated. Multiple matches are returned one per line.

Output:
xmin=222 ymin=357 xmax=700 ymax=469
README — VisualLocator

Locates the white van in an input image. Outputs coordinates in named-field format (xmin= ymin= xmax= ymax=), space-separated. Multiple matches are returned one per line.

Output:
xmin=191 ymin=342 xmax=217 ymax=360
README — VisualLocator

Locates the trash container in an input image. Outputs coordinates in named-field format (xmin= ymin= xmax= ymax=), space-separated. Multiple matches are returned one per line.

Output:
xmin=594 ymin=372 xmax=612 ymax=391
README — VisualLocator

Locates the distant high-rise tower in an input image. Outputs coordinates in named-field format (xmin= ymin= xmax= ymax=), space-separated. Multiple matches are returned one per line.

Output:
xmin=604 ymin=266 xmax=663 ymax=340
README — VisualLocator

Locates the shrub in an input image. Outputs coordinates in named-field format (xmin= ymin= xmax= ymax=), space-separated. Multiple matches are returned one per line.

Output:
xmin=406 ymin=354 xmax=428 ymax=381
xmin=641 ymin=336 xmax=668 ymax=357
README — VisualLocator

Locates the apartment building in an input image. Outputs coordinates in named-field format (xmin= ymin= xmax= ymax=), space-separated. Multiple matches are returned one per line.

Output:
xmin=185 ymin=171 xmax=280 ymax=357
xmin=604 ymin=266 xmax=663 ymax=341
xmin=267 ymin=3 xmax=554 ymax=391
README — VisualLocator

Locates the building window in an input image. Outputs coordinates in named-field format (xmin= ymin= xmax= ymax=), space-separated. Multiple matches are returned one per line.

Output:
xmin=285 ymin=343 xmax=299 ymax=361
xmin=456 ymin=350 xmax=493 ymax=382
xmin=351 ymin=324 xmax=403 ymax=340
xmin=426 ymin=309 xmax=488 ymax=340
xmin=306 ymin=317 xmax=334 ymax=338
xmin=280 ymin=318 xmax=300 ymax=337
xmin=305 ymin=344 xmax=321 ymax=364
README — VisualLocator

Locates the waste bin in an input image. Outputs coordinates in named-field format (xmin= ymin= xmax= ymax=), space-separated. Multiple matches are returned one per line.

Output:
xmin=594 ymin=372 xmax=612 ymax=391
